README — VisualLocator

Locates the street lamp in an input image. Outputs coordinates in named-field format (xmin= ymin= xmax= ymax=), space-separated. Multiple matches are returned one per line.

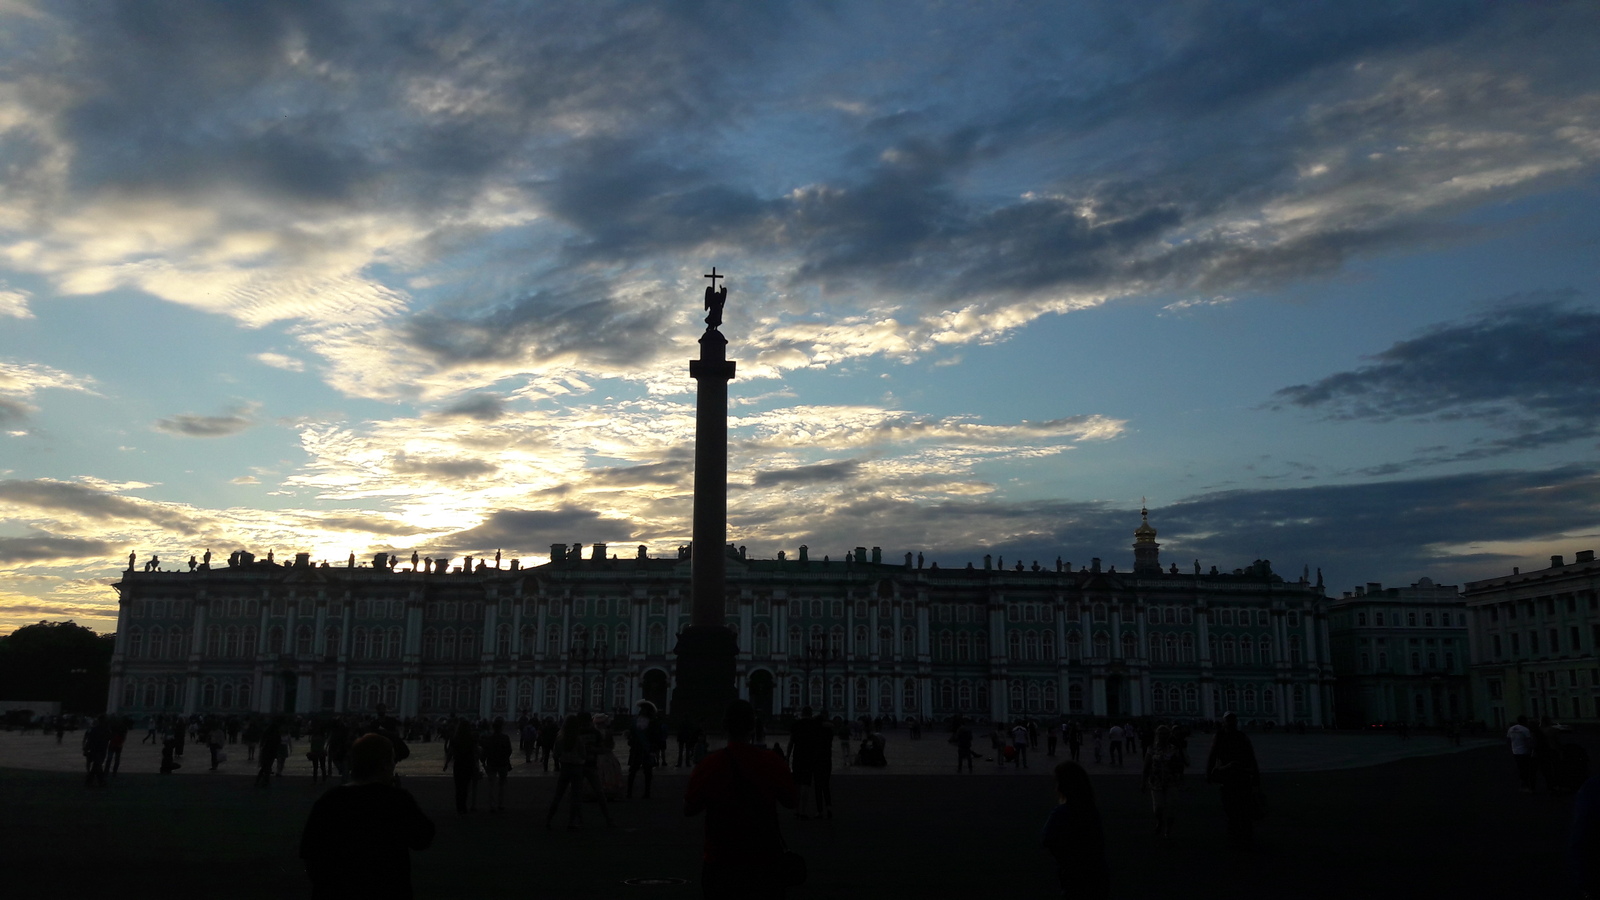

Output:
xmin=571 ymin=641 xmax=623 ymax=713
xmin=797 ymin=636 xmax=841 ymax=717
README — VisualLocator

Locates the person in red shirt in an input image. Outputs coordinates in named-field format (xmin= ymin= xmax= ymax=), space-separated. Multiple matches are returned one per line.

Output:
xmin=685 ymin=699 xmax=799 ymax=899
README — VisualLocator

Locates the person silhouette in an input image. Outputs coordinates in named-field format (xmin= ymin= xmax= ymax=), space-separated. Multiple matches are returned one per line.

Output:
xmin=300 ymin=733 xmax=434 ymax=899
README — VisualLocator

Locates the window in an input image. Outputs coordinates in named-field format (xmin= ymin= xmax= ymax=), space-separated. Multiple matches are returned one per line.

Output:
xmin=1094 ymin=604 xmax=1107 ymax=623
xmin=1424 ymin=612 xmax=1433 ymax=627
xmin=1375 ymin=612 xmax=1385 ymax=626
xmin=1511 ymin=633 xmax=1521 ymax=655
xmin=1220 ymin=609 xmax=1234 ymax=626
xmin=1493 ymin=635 xmax=1502 ymax=658
xmin=1357 ymin=612 xmax=1367 ymax=626
xmin=128 ymin=628 xmax=143 ymax=659
xmin=755 ymin=623 xmax=771 ymax=657
xmin=1181 ymin=608 xmax=1193 ymax=625
xmin=1066 ymin=631 xmax=1080 ymax=662
xmin=1181 ymin=634 xmax=1195 ymax=662
xmin=296 ymin=625 xmax=313 ymax=656
xmin=1360 ymin=652 xmax=1370 ymax=672
xmin=1531 ymin=632 xmax=1540 ymax=655
xmin=831 ymin=601 xmax=844 ymax=618
xmin=648 ymin=623 xmax=666 ymax=655
xmin=1093 ymin=632 xmax=1109 ymax=657
xmin=1551 ymin=629 xmax=1561 ymax=654
xmin=497 ymin=625 xmax=512 ymax=657
xmin=1008 ymin=605 xmax=1020 ymax=623
xmin=1025 ymin=630 xmax=1041 ymax=661
xmin=1121 ymin=632 xmax=1137 ymax=658
xmin=855 ymin=624 xmax=868 ymax=652
xmin=1068 ymin=683 xmax=1083 ymax=712
xmin=1008 ymin=630 xmax=1022 ymax=658
xmin=1572 ymin=626 xmax=1582 ymax=652
xmin=940 ymin=630 xmax=953 ymax=660
xmin=957 ymin=631 xmax=972 ymax=661
xmin=1240 ymin=636 xmax=1254 ymax=666
xmin=1290 ymin=635 xmax=1303 ymax=665
xmin=902 ymin=626 xmax=915 ymax=657
xmin=1406 ymin=612 xmax=1417 ymax=626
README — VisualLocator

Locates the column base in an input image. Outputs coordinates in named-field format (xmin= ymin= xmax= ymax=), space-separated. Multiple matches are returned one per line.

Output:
xmin=670 ymin=625 xmax=737 ymax=731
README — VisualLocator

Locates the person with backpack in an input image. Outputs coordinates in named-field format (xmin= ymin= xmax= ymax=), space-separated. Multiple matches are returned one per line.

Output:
xmin=1142 ymin=725 xmax=1186 ymax=838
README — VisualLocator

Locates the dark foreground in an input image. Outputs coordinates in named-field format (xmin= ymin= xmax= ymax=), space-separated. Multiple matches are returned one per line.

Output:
xmin=0 ymin=745 xmax=1577 ymax=899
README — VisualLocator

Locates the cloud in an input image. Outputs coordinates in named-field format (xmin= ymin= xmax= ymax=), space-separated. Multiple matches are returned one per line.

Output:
xmin=254 ymin=352 xmax=305 ymax=372
xmin=1273 ymin=294 xmax=1600 ymax=458
xmin=752 ymin=460 xmax=860 ymax=488
xmin=438 ymin=507 xmax=636 ymax=555
xmin=0 ymin=287 xmax=31 ymax=318
xmin=390 ymin=451 xmax=498 ymax=481
xmin=438 ymin=393 xmax=505 ymax=421
xmin=313 ymin=514 xmax=433 ymax=537
xmin=0 ymin=535 xmax=116 ymax=564
xmin=230 ymin=476 xmax=260 ymax=485
xmin=0 ymin=361 xmax=96 ymax=422
xmin=0 ymin=478 xmax=209 ymax=535
xmin=153 ymin=403 xmax=259 ymax=438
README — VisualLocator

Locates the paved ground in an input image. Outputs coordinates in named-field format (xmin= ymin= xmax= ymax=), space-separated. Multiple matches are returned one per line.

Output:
xmin=0 ymin=731 xmax=1582 ymax=899
xmin=0 ymin=726 xmax=1501 ymax=777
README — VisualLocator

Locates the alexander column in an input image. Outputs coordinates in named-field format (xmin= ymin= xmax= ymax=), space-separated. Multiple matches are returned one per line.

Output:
xmin=670 ymin=267 xmax=738 ymax=730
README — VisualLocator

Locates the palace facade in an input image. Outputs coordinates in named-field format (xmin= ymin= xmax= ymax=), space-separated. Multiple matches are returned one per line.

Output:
xmin=106 ymin=513 xmax=1335 ymax=725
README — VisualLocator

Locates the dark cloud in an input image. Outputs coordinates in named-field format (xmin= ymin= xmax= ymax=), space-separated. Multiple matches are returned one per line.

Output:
xmin=403 ymin=276 xmax=678 ymax=370
xmin=437 ymin=393 xmax=505 ymax=422
xmin=0 ymin=535 xmax=116 ymax=564
xmin=390 ymin=451 xmax=497 ymax=481
xmin=438 ymin=507 xmax=636 ymax=555
xmin=152 ymin=407 xmax=256 ymax=437
xmin=1273 ymin=294 xmax=1600 ymax=456
xmin=0 ymin=479 xmax=207 ymax=535
xmin=752 ymin=460 xmax=860 ymax=489
xmin=587 ymin=457 xmax=693 ymax=489
xmin=0 ymin=397 xmax=34 ymax=423
xmin=941 ymin=465 xmax=1600 ymax=591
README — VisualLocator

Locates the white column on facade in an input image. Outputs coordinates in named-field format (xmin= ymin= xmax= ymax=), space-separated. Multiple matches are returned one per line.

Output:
xmin=536 ymin=600 xmax=548 ymax=661
xmin=917 ymin=603 xmax=930 ymax=657
xmin=1274 ymin=612 xmax=1288 ymax=668
xmin=335 ymin=603 xmax=352 ymax=713
xmin=1198 ymin=608 xmax=1212 ymax=662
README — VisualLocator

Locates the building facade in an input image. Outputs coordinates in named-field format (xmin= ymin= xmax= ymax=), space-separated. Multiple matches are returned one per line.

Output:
xmin=1465 ymin=549 xmax=1600 ymax=730
xmin=1327 ymin=578 xmax=1470 ymax=727
xmin=106 ymin=514 xmax=1335 ymax=725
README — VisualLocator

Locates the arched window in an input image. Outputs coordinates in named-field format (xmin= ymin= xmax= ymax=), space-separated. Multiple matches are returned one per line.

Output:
xmin=615 ymin=625 xmax=629 ymax=655
xmin=497 ymin=625 xmax=512 ymax=657
xmin=348 ymin=679 xmax=364 ymax=710
xmin=459 ymin=629 xmax=475 ymax=659
xmin=1181 ymin=633 xmax=1195 ymax=662
xmin=494 ymin=677 xmax=508 ymax=711
xmin=879 ymin=678 xmax=893 ymax=712
xmin=142 ymin=680 xmax=157 ymax=708
xmin=200 ymin=679 xmax=216 ymax=708
xmin=1066 ymin=631 xmax=1080 ymax=661
xmin=571 ymin=625 xmax=587 ymax=653
xmin=521 ymin=626 xmax=536 ymax=655
xmin=1225 ymin=684 xmax=1239 ymax=712
xmin=831 ymin=626 xmax=846 ymax=656
xmin=1222 ymin=636 xmax=1236 ymax=665
xmin=854 ymin=624 xmax=868 ymax=653
xmin=1164 ymin=633 xmax=1178 ymax=662
xmin=546 ymin=626 xmax=562 ymax=654
xmin=205 ymin=626 xmax=220 ymax=657
xmin=902 ymin=626 xmax=916 ymax=658
xmin=352 ymin=628 xmax=367 ymax=660
xmin=1263 ymin=688 xmax=1276 ymax=717
xmin=129 ymin=628 xmax=143 ymax=659
xmin=830 ymin=677 xmax=845 ymax=710
xmin=1026 ymin=681 xmax=1041 ymax=711
xmin=613 ymin=675 xmax=627 ymax=710
xmin=441 ymin=628 xmax=456 ymax=660
xmin=754 ymin=623 xmax=771 ymax=657
xmin=902 ymin=677 xmax=917 ymax=711
xmin=1239 ymin=636 xmax=1253 ymax=666
xmin=594 ymin=625 xmax=610 ymax=653
xmin=940 ymin=680 xmax=954 ymax=710
xmin=544 ymin=678 xmax=558 ymax=711
xmin=1290 ymin=635 xmax=1304 ymax=665
xmin=367 ymin=683 xmax=382 ymax=710
xmin=958 ymin=680 xmax=973 ymax=710
xmin=1261 ymin=640 xmax=1274 ymax=665
xmin=238 ymin=681 xmax=252 ymax=709
xmin=221 ymin=681 xmax=235 ymax=709
xmin=956 ymin=631 xmax=972 ymax=661
xmin=1025 ymin=630 xmax=1041 ymax=661
xmin=939 ymin=630 xmax=953 ymax=659
xmin=789 ymin=680 xmax=802 ymax=709
xmin=1093 ymin=604 xmax=1107 ymax=623
xmin=383 ymin=678 xmax=399 ymax=708
xmin=1043 ymin=631 xmax=1056 ymax=660
xmin=1168 ymin=686 xmax=1181 ymax=712
xmin=1009 ymin=681 xmax=1023 ymax=710
xmin=387 ymin=627 xmax=402 ymax=659
xmin=1093 ymin=632 xmax=1109 ymax=658
xmin=297 ymin=625 xmax=313 ymax=656
xmin=456 ymin=681 xmax=472 ymax=710
xmin=1008 ymin=630 xmax=1022 ymax=659
xmin=322 ymin=627 xmax=338 ymax=658
xmin=1243 ymin=686 xmax=1257 ymax=713
xmin=649 ymin=623 xmax=666 ymax=655
xmin=1148 ymin=633 xmax=1162 ymax=662
xmin=1121 ymin=632 xmax=1137 ymax=659
xmin=1294 ymin=684 xmax=1307 ymax=716
xmin=421 ymin=681 xmax=435 ymax=711
xmin=243 ymin=625 xmax=257 ymax=655
xmin=1152 ymin=682 xmax=1166 ymax=713
xmin=519 ymin=679 xmax=534 ymax=711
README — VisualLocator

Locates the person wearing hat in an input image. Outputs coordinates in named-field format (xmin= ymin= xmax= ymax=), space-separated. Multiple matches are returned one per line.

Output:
xmin=1205 ymin=712 xmax=1260 ymax=849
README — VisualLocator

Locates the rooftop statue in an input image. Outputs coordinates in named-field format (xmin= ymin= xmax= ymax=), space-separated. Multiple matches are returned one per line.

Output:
xmin=703 ymin=267 xmax=727 ymax=329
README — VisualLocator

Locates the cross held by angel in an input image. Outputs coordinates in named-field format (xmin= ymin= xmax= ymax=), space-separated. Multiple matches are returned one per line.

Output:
xmin=703 ymin=266 xmax=727 ymax=329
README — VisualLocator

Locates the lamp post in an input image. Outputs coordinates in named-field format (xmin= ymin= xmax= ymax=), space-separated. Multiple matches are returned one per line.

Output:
xmin=797 ymin=637 xmax=841 ymax=718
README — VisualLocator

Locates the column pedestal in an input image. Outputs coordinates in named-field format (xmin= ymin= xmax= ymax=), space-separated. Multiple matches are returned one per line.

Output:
xmin=671 ymin=625 xmax=738 ymax=730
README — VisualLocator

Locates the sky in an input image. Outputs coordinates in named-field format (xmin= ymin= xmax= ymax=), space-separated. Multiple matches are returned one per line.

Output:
xmin=1 ymin=0 xmax=1598 ymax=633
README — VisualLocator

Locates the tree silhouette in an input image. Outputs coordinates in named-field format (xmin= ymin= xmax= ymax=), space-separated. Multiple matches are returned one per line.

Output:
xmin=0 ymin=621 xmax=114 ymax=713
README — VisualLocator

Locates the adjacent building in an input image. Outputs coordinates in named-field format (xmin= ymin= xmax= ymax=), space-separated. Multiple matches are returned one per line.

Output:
xmin=106 ymin=512 xmax=1336 ymax=725
xmin=1464 ymin=550 xmax=1600 ymax=729
xmin=1327 ymin=578 xmax=1470 ymax=727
